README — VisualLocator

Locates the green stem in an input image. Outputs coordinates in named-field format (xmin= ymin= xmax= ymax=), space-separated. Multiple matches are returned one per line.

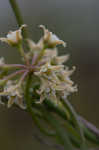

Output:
xmin=24 ymin=73 xmax=32 ymax=109
xmin=82 ymin=125 xmax=99 ymax=145
xmin=24 ymin=74 xmax=73 ymax=149
xmin=25 ymin=74 xmax=55 ymax=136
xmin=44 ymin=100 xmax=99 ymax=146
xmin=32 ymin=102 xmax=83 ymax=148
xmin=31 ymin=110 xmax=55 ymax=136
xmin=40 ymin=108 xmax=74 ymax=150
xmin=9 ymin=0 xmax=28 ymax=39
xmin=62 ymin=100 xmax=90 ymax=149
xmin=44 ymin=99 xmax=70 ymax=120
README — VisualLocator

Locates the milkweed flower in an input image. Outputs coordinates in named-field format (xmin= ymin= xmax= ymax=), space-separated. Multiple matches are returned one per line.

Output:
xmin=0 ymin=25 xmax=27 ymax=46
xmin=3 ymin=80 xmax=25 ymax=109
xmin=0 ymin=25 xmax=77 ymax=108
xmin=34 ymin=62 xmax=77 ymax=103
xmin=40 ymin=25 xmax=66 ymax=48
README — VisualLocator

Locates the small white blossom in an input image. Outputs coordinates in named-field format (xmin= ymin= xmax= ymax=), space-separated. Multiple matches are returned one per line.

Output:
xmin=43 ymin=48 xmax=57 ymax=59
xmin=52 ymin=54 xmax=69 ymax=65
xmin=0 ymin=25 xmax=27 ymax=46
xmin=27 ymin=39 xmax=43 ymax=53
xmin=40 ymin=25 xmax=66 ymax=48
xmin=0 ymin=80 xmax=26 ymax=109
xmin=34 ymin=60 xmax=77 ymax=103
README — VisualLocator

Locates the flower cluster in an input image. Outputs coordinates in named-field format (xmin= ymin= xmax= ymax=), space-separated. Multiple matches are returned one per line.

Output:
xmin=0 ymin=25 xmax=77 ymax=109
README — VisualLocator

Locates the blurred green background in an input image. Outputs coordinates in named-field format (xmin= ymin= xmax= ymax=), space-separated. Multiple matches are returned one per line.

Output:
xmin=0 ymin=0 xmax=99 ymax=149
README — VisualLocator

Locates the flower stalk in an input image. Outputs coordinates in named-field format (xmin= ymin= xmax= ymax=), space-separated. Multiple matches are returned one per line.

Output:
xmin=9 ymin=0 xmax=28 ymax=39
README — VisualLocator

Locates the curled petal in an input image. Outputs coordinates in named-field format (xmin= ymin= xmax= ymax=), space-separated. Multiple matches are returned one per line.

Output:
xmin=53 ymin=54 xmax=70 ymax=65
xmin=0 ymin=24 xmax=27 ymax=46
xmin=39 ymin=25 xmax=66 ymax=48
xmin=64 ymin=66 xmax=76 ymax=76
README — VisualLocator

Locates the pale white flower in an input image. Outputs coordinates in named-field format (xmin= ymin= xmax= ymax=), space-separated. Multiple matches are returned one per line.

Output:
xmin=40 ymin=25 xmax=66 ymax=48
xmin=27 ymin=39 xmax=43 ymax=53
xmin=35 ymin=62 xmax=63 ymax=76
xmin=42 ymin=48 xmax=69 ymax=65
xmin=0 ymin=25 xmax=27 ymax=46
xmin=35 ymin=60 xmax=77 ymax=103
xmin=7 ymin=96 xmax=26 ymax=109
xmin=0 ymin=80 xmax=26 ymax=109
xmin=52 ymin=54 xmax=69 ymax=65
xmin=43 ymin=48 xmax=57 ymax=58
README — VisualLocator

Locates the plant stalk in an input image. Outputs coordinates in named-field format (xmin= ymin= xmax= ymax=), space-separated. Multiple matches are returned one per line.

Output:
xmin=9 ymin=0 xmax=28 ymax=39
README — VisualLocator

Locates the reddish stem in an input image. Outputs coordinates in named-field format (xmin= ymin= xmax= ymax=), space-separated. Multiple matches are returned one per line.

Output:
xmin=3 ymin=69 xmax=26 ymax=81
xmin=19 ymin=70 xmax=29 ymax=83
xmin=78 ymin=116 xmax=99 ymax=138
xmin=32 ymin=53 xmax=38 ymax=65
xmin=0 ymin=64 xmax=27 ymax=69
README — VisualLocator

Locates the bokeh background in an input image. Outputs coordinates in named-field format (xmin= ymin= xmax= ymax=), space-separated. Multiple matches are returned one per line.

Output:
xmin=0 ymin=0 xmax=99 ymax=149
